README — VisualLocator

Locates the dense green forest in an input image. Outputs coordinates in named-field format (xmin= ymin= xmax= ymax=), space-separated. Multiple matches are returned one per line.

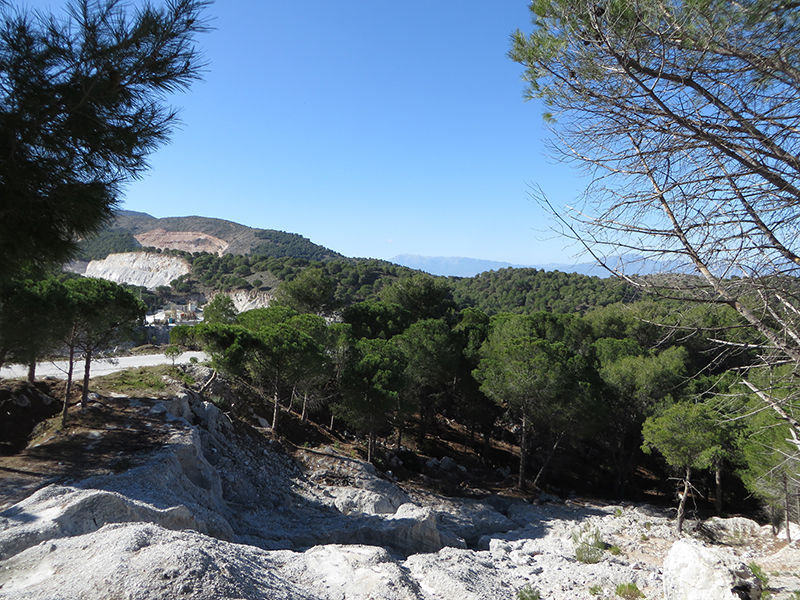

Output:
xmin=3 ymin=259 xmax=798 ymax=531
xmin=146 ymin=250 xmax=643 ymax=317
xmin=161 ymin=269 xmax=795 ymax=531
xmin=53 ymin=239 xmax=800 ymax=530
xmin=450 ymin=267 xmax=639 ymax=314
xmin=76 ymin=229 xmax=142 ymax=261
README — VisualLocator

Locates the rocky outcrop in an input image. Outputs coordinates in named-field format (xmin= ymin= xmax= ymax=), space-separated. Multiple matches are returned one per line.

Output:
xmin=222 ymin=288 xmax=273 ymax=312
xmin=0 ymin=384 xmax=61 ymax=454
xmin=85 ymin=252 xmax=190 ymax=290
xmin=663 ymin=538 xmax=762 ymax=600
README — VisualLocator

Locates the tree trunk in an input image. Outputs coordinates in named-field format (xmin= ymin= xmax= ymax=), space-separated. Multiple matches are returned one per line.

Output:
xmin=715 ymin=462 xmax=723 ymax=516
xmin=517 ymin=414 xmax=529 ymax=491
xmin=27 ymin=358 xmax=36 ymax=383
xmin=301 ymin=393 xmax=308 ymax=422
xmin=482 ymin=424 xmax=492 ymax=460
xmin=396 ymin=425 xmax=403 ymax=451
xmin=330 ymin=413 xmax=335 ymax=430
xmin=677 ymin=466 xmax=692 ymax=535
xmin=532 ymin=430 xmax=565 ymax=489
xmin=417 ymin=397 xmax=429 ymax=443
xmin=81 ymin=350 xmax=92 ymax=408
xmin=272 ymin=390 xmax=279 ymax=432
xmin=367 ymin=430 xmax=375 ymax=463
xmin=62 ymin=344 xmax=76 ymax=426
xmin=785 ymin=474 xmax=792 ymax=543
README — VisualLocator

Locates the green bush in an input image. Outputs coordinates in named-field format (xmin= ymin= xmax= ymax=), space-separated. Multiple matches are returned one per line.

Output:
xmin=748 ymin=563 xmax=769 ymax=586
xmin=573 ymin=523 xmax=605 ymax=564
xmin=615 ymin=582 xmax=644 ymax=599
xmin=517 ymin=584 xmax=541 ymax=600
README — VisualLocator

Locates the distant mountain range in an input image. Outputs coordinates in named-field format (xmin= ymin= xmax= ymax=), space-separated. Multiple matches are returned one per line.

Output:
xmin=390 ymin=254 xmax=616 ymax=278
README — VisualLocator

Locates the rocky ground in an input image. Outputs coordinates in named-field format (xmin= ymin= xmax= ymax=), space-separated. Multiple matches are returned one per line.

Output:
xmin=0 ymin=369 xmax=798 ymax=600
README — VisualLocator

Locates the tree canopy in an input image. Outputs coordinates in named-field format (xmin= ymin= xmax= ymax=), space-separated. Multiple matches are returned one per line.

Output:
xmin=0 ymin=0 xmax=210 ymax=279
xmin=511 ymin=0 xmax=800 ymax=452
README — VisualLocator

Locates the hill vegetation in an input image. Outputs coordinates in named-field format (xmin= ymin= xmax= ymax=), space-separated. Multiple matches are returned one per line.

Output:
xmin=450 ymin=267 xmax=640 ymax=314
xmin=75 ymin=211 xmax=345 ymax=262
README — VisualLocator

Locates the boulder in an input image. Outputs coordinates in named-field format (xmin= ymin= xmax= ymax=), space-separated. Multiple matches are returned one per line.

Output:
xmin=663 ymin=538 xmax=762 ymax=600
xmin=0 ymin=486 xmax=201 ymax=561
xmin=697 ymin=517 xmax=762 ymax=546
xmin=274 ymin=544 xmax=425 ymax=600
xmin=331 ymin=487 xmax=399 ymax=515
xmin=0 ymin=522 xmax=314 ymax=600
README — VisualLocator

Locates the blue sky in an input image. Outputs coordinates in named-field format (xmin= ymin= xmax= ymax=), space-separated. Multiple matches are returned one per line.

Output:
xmin=26 ymin=1 xmax=590 ymax=266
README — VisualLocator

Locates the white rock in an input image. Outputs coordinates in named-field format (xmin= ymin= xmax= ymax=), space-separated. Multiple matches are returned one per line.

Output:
xmin=85 ymin=252 xmax=190 ymax=290
xmin=663 ymin=538 xmax=762 ymax=600
xmin=332 ymin=487 xmax=399 ymax=515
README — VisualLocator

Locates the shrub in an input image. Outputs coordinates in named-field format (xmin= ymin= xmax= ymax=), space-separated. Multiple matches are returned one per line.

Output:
xmin=517 ymin=584 xmax=541 ymax=600
xmin=573 ymin=523 xmax=605 ymax=564
xmin=749 ymin=563 xmax=769 ymax=587
xmin=615 ymin=582 xmax=644 ymax=599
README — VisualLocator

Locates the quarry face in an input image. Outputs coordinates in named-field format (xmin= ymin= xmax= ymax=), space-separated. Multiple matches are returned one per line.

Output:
xmin=84 ymin=252 xmax=191 ymax=290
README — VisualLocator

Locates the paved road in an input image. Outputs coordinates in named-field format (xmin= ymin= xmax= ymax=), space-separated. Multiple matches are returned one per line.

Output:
xmin=0 ymin=351 xmax=209 ymax=380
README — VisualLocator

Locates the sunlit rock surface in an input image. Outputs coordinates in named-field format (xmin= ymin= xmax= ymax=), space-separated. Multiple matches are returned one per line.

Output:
xmin=85 ymin=252 xmax=190 ymax=290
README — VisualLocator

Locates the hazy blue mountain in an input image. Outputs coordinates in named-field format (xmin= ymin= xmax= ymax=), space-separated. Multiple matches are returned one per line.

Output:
xmin=390 ymin=254 xmax=616 ymax=278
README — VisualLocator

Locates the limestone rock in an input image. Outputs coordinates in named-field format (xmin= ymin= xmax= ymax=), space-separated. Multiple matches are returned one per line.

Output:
xmin=214 ymin=288 xmax=273 ymax=312
xmin=0 ymin=522 xmax=314 ymax=600
xmin=0 ymin=487 xmax=200 ymax=561
xmin=134 ymin=228 xmax=229 ymax=255
xmin=274 ymin=544 xmax=425 ymax=600
xmin=331 ymin=487 xmax=400 ymax=515
xmin=697 ymin=517 xmax=763 ymax=546
xmin=85 ymin=252 xmax=190 ymax=290
xmin=663 ymin=538 xmax=762 ymax=600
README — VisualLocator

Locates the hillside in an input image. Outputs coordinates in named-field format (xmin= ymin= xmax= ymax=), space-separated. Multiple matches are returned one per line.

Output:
xmin=77 ymin=211 xmax=345 ymax=262
xmin=74 ymin=212 xmax=656 ymax=316
xmin=0 ymin=371 xmax=793 ymax=600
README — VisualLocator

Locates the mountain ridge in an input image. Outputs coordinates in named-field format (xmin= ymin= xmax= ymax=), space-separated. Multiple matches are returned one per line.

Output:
xmin=390 ymin=253 xmax=611 ymax=278
xmin=78 ymin=210 xmax=345 ymax=262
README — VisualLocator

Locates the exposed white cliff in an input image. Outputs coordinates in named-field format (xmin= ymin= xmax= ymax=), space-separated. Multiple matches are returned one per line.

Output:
xmin=211 ymin=288 xmax=273 ymax=312
xmin=84 ymin=252 xmax=191 ymax=290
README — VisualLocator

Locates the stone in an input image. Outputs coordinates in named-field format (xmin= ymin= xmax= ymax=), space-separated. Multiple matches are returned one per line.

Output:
xmin=331 ymin=487 xmax=399 ymax=515
xmin=85 ymin=252 xmax=190 ymax=290
xmin=663 ymin=538 xmax=762 ymax=600
xmin=698 ymin=517 xmax=763 ymax=546
xmin=439 ymin=456 xmax=456 ymax=471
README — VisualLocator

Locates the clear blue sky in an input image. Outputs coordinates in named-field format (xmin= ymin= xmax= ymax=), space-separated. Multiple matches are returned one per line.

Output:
xmin=26 ymin=1 xmax=590 ymax=265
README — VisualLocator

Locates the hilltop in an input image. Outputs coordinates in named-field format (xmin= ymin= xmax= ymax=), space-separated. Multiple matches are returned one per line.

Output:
xmin=76 ymin=210 xmax=345 ymax=262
